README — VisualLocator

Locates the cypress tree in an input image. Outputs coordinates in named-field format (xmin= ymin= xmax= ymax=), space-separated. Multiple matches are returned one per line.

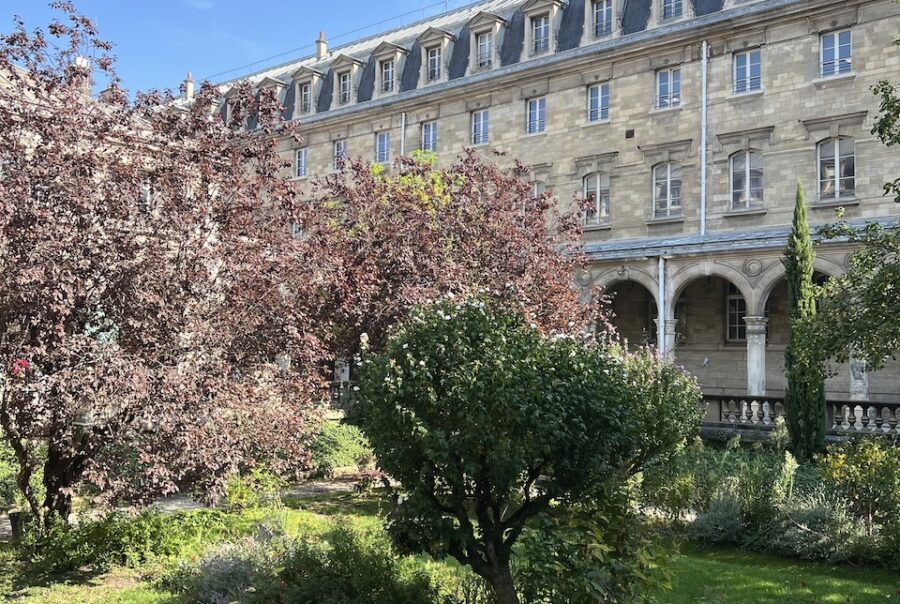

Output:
xmin=783 ymin=182 xmax=826 ymax=460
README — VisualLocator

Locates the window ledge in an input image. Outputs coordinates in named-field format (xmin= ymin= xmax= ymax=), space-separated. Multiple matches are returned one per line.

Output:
xmin=584 ymin=223 xmax=612 ymax=232
xmin=650 ymin=104 xmax=683 ymax=115
xmin=521 ymin=131 xmax=546 ymax=139
xmin=810 ymin=198 xmax=860 ymax=209
xmin=646 ymin=215 xmax=685 ymax=225
xmin=724 ymin=207 xmax=766 ymax=218
xmin=582 ymin=118 xmax=611 ymax=128
xmin=470 ymin=142 xmax=490 ymax=148
xmin=727 ymin=89 xmax=764 ymax=101
xmin=292 ymin=175 xmax=309 ymax=181
xmin=812 ymin=72 xmax=856 ymax=87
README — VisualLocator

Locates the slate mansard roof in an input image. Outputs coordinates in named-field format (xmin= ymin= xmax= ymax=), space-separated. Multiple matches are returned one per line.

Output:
xmin=212 ymin=0 xmax=791 ymax=119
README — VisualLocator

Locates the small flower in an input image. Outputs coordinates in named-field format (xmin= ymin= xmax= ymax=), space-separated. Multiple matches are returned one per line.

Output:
xmin=10 ymin=358 xmax=30 ymax=379
xmin=419 ymin=360 xmax=426 ymax=366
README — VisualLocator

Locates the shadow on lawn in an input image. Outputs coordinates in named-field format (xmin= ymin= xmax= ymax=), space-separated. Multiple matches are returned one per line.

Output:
xmin=281 ymin=491 xmax=387 ymax=518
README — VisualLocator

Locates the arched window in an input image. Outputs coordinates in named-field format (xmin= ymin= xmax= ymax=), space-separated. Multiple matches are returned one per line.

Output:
xmin=730 ymin=150 xmax=764 ymax=210
xmin=652 ymin=162 xmax=682 ymax=218
xmin=583 ymin=172 xmax=610 ymax=225
xmin=818 ymin=137 xmax=855 ymax=201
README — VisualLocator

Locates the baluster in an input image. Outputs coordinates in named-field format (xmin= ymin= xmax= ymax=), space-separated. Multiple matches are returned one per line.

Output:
xmin=740 ymin=400 xmax=749 ymax=424
xmin=749 ymin=400 xmax=759 ymax=425
xmin=882 ymin=407 xmax=893 ymax=434
xmin=726 ymin=399 xmax=737 ymax=423
xmin=853 ymin=405 xmax=864 ymax=431
xmin=774 ymin=401 xmax=785 ymax=419
xmin=841 ymin=404 xmax=850 ymax=431
xmin=894 ymin=408 xmax=900 ymax=436
xmin=867 ymin=406 xmax=879 ymax=433
xmin=762 ymin=401 xmax=772 ymax=426
xmin=830 ymin=404 xmax=839 ymax=431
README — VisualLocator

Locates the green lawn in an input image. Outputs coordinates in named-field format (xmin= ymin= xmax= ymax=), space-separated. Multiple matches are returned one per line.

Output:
xmin=661 ymin=543 xmax=900 ymax=604
xmin=0 ymin=494 xmax=896 ymax=603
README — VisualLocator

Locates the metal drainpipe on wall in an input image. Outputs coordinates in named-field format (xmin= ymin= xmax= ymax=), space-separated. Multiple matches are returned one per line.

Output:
xmin=400 ymin=112 xmax=407 ymax=156
xmin=657 ymin=256 xmax=666 ymax=357
xmin=700 ymin=40 xmax=709 ymax=238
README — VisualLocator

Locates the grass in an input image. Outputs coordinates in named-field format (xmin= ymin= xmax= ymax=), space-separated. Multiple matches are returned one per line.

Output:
xmin=661 ymin=542 xmax=900 ymax=604
xmin=0 ymin=493 xmax=897 ymax=603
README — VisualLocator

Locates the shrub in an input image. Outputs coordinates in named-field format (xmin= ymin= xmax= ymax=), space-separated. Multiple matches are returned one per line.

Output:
xmin=820 ymin=437 xmax=900 ymax=537
xmin=167 ymin=526 xmax=441 ymax=604
xmin=224 ymin=468 xmax=285 ymax=510
xmin=764 ymin=490 xmax=869 ymax=563
xmin=690 ymin=496 xmax=744 ymax=545
xmin=310 ymin=421 xmax=374 ymax=478
xmin=24 ymin=509 xmax=238 ymax=575
xmin=514 ymin=485 xmax=672 ymax=604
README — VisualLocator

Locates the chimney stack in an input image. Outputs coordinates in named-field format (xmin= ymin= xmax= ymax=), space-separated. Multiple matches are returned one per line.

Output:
xmin=182 ymin=72 xmax=194 ymax=101
xmin=315 ymin=31 xmax=327 ymax=60
xmin=73 ymin=55 xmax=92 ymax=96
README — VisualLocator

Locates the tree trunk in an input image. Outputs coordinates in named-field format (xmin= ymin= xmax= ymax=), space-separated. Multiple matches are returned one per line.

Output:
xmin=485 ymin=562 xmax=519 ymax=604
xmin=40 ymin=445 xmax=86 ymax=528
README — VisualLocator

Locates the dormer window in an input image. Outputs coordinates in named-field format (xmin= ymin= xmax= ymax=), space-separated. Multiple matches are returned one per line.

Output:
xmin=477 ymin=32 xmax=494 ymax=68
xmin=381 ymin=60 xmax=395 ymax=93
xmin=299 ymin=82 xmax=312 ymax=113
xmin=532 ymin=14 xmax=550 ymax=53
xmin=593 ymin=0 xmax=613 ymax=37
xmin=662 ymin=0 xmax=683 ymax=20
xmin=339 ymin=72 xmax=352 ymax=104
xmin=427 ymin=46 xmax=442 ymax=81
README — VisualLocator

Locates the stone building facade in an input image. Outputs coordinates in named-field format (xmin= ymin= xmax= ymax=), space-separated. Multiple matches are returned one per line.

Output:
xmin=210 ymin=0 xmax=900 ymax=411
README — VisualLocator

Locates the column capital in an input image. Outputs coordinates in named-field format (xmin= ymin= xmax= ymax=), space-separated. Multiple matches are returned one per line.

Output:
xmin=744 ymin=315 xmax=769 ymax=334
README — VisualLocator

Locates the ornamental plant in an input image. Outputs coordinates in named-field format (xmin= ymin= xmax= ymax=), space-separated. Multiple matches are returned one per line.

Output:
xmin=357 ymin=296 xmax=701 ymax=604
xmin=0 ymin=4 xmax=329 ymax=527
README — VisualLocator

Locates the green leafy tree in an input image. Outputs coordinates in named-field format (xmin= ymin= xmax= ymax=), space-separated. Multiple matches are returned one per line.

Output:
xmin=783 ymin=183 xmax=826 ymax=460
xmin=357 ymin=297 xmax=701 ymax=604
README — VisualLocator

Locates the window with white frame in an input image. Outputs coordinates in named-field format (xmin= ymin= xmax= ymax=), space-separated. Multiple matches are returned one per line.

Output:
xmin=476 ymin=31 xmax=493 ymax=68
xmin=472 ymin=109 xmax=490 ymax=145
xmin=333 ymin=139 xmax=347 ymax=170
xmin=583 ymin=172 xmax=611 ymax=225
xmin=656 ymin=67 xmax=681 ymax=108
xmin=380 ymin=60 xmax=394 ymax=93
xmin=295 ymin=148 xmax=308 ymax=179
xmin=593 ymin=0 xmax=613 ymax=37
xmin=532 ymin=14 xmax=550 ymax=54
xmin=726 ymin=283 xmax=747 ymax=342
xmin=526 ymin=97 xmax=546 ymax=134
xmin=427 ymin=46 xmax=442 ymax=81
xmin=338 ymin=71 xmax=352 ymax=104
xmin=730 ymin=150 xmax=763 ymax=209
xmin=817 ymin=137 xmax=855 ymax=201
xmin=375 ymin=131 xmax=390 ymax=164
xmin=299 ymin=82 xmax=312 ymax=113
xmin=532 ymin=181 xmax=546 ymax=197
xmin=421 ymin=121 xmax=438 ymax=152
xmin=587 ymin=83 xmax=609 ymax=122
xmin=733 ymin=49 xmax=761 ymax=93
xmin=662 ymin=0 xmax=683 ymax=19
xmin=820 ymin=30 xmax=852 ymax=78
xmin=653 ymin=162 xmax=682 ymax=217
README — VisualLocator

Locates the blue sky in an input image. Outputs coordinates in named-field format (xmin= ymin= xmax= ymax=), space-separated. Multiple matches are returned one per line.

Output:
xmin=4 ymin=0 xmax=470 ymax=93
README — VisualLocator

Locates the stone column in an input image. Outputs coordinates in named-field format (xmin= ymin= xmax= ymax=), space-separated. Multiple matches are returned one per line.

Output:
xmin=849 ymin=351 xmax=869 ymax=402
xmin=655 ymin=318 xmax=679 ymax=361
xmin=744 ymin=316 xmax=768 ymax=396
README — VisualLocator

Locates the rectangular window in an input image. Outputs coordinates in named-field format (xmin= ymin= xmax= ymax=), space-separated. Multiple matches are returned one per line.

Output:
xmin=381 ymin=60 xmax=394 ymax=93
xmin=299 ymin=82 xmax=312 ymax=113
xmin=733 ymin=49 xmax=762 ymax=93
xmin=427 ymin=46 xmax=442 ymax=81
xmin=587 ymin=83 xmax=610 ymax=122
xmin=662 ymin=0 xmax=683 ymax=19
xmin=593 ymin=0 xmax=613 ymax=37
xmin=526 ymin=97 xmax=546 ymax=134
xmin=472 ymin=110 xmax=489 ymax=145
xmin=477 ymin=32 xmax=493 ymax=68
xmin=820 ymin=30 xmax=852 ymax=77
xmin=656 ymin=67 xmax=681 ymax=108
xmin=375 ymin=131 xmax=390 ymax=164
xmin=421 ymin=121 xmax=438 ymax=152
xmin=583 ymin=172 xmax=611 ymax=225
xmin=339 ymin=72 xmax=352 ymax=104
xmin=532 ymin=14 xmax=550 ymax=53
xmin=333 ymin=139 xmax=347 ymax=170
xmin=295 ymin=148 xmax=308 ymax=178
xmin=726 ymin=283 xmax=747 ymax=342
